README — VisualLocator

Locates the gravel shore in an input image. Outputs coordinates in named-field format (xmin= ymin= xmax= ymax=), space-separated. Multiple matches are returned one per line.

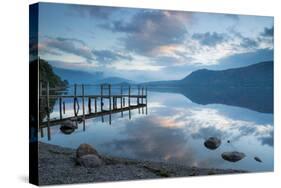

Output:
xmin=38 ymin=142 xmax=246 ymax=185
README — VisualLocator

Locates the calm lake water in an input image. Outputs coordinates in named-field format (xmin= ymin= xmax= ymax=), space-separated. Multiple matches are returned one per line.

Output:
xmin=39 ymin=89 xmax=273 ymax=172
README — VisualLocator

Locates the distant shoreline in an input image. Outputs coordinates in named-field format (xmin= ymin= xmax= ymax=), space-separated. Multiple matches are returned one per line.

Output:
xmin=38 ymin=142 xmax=247 ymax=185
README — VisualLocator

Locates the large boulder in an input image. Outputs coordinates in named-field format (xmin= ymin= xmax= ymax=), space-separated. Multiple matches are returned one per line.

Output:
xmin=77 ymin=154 xmax=103 ymax=167
xmin=76 ymin=143 xmax=100 ymax=158
xmin=76 ymin=144 xmax=103 ymax=168
xmin=221 ymin=151 xmax=245 ymax=162
xmin=204 ymin=137 xmax=221 ymax=150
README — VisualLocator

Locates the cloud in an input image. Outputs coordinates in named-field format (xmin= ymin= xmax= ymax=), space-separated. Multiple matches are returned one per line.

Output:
xmin=258 ymin=131 xmax=273 ymax=146
xmin=216 ymin=48 xmax=273 ymax=69
xmin=240 ymin=37 xmax=258 ymax=49
xmin=69 ymin=5 xmax=117 ymax=19
xmin=103 ymin=10 xmax=191 ymax=56
xmin=39 ymin=36 xmax=133 ymax=65
xmin=261 ymin=26 xmax=274 ymax=37
xmin=192 ymin=32 xmax=228 ymax=47
xmin=40 ymin=36 xmax=94 ymax=63
xmin=103 ymin=116 xmax=196 ymax=164
xmin=92 ymin=49 xmax=132 ymax=63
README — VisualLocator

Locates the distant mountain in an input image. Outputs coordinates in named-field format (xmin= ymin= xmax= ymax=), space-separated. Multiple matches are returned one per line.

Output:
xmin=96 ymin=77 xmax=134 ymax=85
xmin=145 ymin=61 xmax=273 ymax=88
xmin=53 ymin=67 xmax=103 ymax=84
xmin=53 ymin=67 xmax=135 ymax=85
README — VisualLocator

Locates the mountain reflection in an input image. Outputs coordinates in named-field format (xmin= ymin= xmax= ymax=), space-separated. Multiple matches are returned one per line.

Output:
xmin=150 ymin=86 xmax=273 ymax=114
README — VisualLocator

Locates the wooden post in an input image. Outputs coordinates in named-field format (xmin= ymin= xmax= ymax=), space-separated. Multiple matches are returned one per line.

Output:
xmin=120 ymin=85 xmax=123 ymax=117
xmin=59 ymin=97 xmax=62 ymax=120
xmin=88 ymin=97 xmax=92 ymax=114
xmin=94 ymin=97 xmax=97 ymax=113
xmin=145 ymin=87 xmax=148 ymax=115
xmin=141 ymin=86 xmax=144 ymax=114
xmin=138 ymin=85 xmax=140 ymax=114
xmin=128 ymin=86 xmax=131 ymax=120
xmin=101 ymin=85 xmax=104 ymax=122
xmin=109 ymin=84 xmax=111 ymax=125
xmin=63 ymin=101 xmax=65 ymax=114
xmin=82 ymin=84 xmax=85 ymax=131
xmin=46 ymin=81 xmax=51 ymax=140
xmin=74 ymin=84 xmax=77 ymax=117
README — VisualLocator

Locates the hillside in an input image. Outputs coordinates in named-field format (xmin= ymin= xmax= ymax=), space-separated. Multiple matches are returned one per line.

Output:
xmin=181 ymin=61 xmax=273 ymax=87
xmin=145 ymin=61 xmax=273 ymax=88
xmin=30 ymin=59 xmax=68 ymax=88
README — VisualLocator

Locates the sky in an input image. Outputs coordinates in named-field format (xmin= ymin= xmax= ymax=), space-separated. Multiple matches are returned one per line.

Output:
xmin=35 ymin=2 xmax=274 ymax=81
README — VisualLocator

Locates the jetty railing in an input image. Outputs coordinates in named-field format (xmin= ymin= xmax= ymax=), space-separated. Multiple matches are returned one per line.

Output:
xmin=39 ymin=81 xmax=148 ymax=140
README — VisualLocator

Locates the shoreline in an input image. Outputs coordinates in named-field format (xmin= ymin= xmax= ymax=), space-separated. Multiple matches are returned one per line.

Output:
xmin=38 ymin=142 xmax=247 ymax=185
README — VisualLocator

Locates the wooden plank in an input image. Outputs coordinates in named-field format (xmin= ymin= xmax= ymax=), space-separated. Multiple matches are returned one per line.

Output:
xmin=40 ymin=94 xmax=145 ymax=98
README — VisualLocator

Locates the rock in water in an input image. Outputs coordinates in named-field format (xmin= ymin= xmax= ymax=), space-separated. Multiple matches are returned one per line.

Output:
xmin=60 ymin=120 xmax=77 ymax=135
xmin=77 ymin=154 xmax=103 ymax=168
xmin=254 ymin=157 xmax=262 ymax=163
xmin=221 ymin=151 xmax=246 ymax=162
xmin=204 ymin=137 xmax=221 ymax=150
xmin=76 ymin=144 xmax=100 ymax=158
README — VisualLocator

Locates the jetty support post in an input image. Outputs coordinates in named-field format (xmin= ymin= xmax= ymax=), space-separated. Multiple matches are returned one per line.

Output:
xmin=46 ymin=81 xmax=51 ymax=140
xmin=88 ymin=97 xmax=91 ymax=114
xmin=109 ymin=84 xmax=112 ymax=125
xmin=94 ymin=97 xmax=97 ymax=113
xmin=128 ymin=85 xmax=131 ymax=119
xmin=82 ymin=84 xmax=85 ymax=131
xmin=101 ymin=84 xmax=104 ymax=122
xmin=63 ymin=101 xmax=65 ymax=114
xmin=59 ymin=97 xmax=62 ymax=120
xmin=74 ymin=84 xmax=77 ymax=117
xmin=141 ymin=86 xmax=144 ymax=114
xmin=120 ymin=85 xmax=123 ymax=117
xmin=145 ymin=86 xmax=148 ymax=115
xmin=138 ymin=85 xmax=140 ymax=114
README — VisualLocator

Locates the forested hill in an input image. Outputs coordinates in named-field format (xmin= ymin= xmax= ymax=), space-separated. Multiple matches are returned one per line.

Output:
xmin=29 ymin=59 xmax=68 ymax=88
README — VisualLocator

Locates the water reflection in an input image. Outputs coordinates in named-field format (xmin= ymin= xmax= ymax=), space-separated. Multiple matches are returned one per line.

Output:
xmin=150 ymin=86 xmax=273 ymax=113
xmin=39 ymin=91 xmax=273 ymax=172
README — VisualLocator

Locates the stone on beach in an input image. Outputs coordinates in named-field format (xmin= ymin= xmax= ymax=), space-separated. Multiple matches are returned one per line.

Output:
xmin=221 ymin=151 xmax=245 ymax=162
xmin=77 ymin=154 xmax=103 ymax=167
xmin=76 ymin=143 xmax=100 ymax=158
xmin=76 ymin=144 xmax=103 ymax=168
xmin=254 ymin=156 xmax=262 ymax=163
xmin=204 ymin=137 xmax=221 ymax=150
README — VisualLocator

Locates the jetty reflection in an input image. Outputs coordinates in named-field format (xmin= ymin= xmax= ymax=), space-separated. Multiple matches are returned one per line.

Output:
xmin=39 ymin=82 xmax=148 ymax=140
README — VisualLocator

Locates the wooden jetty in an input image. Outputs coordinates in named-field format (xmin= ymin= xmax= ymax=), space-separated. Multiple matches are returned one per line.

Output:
xmin=39 ymin=82 xmax=148 ymax=140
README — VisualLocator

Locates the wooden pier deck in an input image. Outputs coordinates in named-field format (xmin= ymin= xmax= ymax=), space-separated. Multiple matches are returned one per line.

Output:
xmin=39 ymin=82 xmax=148 ymax=140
